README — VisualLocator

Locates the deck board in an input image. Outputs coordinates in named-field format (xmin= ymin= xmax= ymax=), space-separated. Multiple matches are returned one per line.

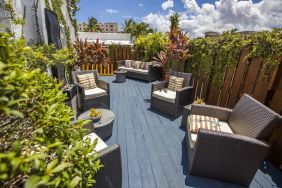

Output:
xmin=101 ymin=76 xmax=282 ymax=188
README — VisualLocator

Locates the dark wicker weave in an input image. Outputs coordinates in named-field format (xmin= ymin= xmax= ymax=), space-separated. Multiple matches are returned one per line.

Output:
xmin=95 ymin=144 xmax=122 ymax=188
xmin=72 ymin=70 xmax=110 ymax=112
xmin=184 ymin=94 xmax=282 ymax=186
xmin=117 ymin=60 xmax=162 ymax=82
xmin=150 ymin=71 xmax=193 ymax=118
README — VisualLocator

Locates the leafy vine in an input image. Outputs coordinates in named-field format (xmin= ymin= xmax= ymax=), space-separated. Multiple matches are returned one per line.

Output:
xmin=186 ymin=29 xmax=282 ymax=88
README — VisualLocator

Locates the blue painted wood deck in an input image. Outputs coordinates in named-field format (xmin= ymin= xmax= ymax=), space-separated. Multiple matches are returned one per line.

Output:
xmin=101 ymin=76 xmax=282 ymax=188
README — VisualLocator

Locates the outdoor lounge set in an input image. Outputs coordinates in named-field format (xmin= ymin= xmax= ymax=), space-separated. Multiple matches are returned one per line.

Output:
xmin=117 ymin=60 xmax=162 ymax=82
xmin=71 ymin=69 xmax=282 ymax=187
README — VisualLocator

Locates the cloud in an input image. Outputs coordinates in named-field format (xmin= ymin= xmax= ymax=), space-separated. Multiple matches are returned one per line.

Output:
xmin=162 ymin=0 xmax=174 ymax=11
xmin=105 ymin=9 xmax=119 ymax=14
xmin=138 ymin=3 xmax=144 ymax=7
xmin=143 ymin=0 xmax=282 ymax=38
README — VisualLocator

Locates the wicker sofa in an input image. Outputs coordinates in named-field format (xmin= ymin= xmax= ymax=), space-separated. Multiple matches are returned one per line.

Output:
xmin=183 ymin=94 xmax=282 ymax=186
xmin=117 ymin=60 xmax=162 ymax=82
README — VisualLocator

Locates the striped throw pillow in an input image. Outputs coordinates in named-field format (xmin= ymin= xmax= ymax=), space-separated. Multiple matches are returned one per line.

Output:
xmin=189 ymin=115 xmax=220 ymax=133
xmin=168 ymin=76 xmax=177 ymax=91
xmin=77 ymin=73 xmax=97 ymax=89
xmin=168 ymin=76 xmax=184 ymax=91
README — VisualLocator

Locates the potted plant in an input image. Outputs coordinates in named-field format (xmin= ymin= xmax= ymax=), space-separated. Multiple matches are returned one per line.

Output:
xmin=88 ymin=108 xmax=102 ymax=123
xmin=194 ymin=97 xmax=205 ymax=105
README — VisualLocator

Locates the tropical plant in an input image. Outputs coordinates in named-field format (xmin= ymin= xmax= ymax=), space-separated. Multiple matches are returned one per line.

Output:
xmin=135 ymin=32 xmax=168 ymax=61
xmin=153 ymin=51 xmax=170 ymax=81
xmin=0 ymin=33 xmax=102 ymax=187
xmin=74 ymin=37 xmax=111 ymax=68
xmin=167 ymin=28 xmax=191 ymax=71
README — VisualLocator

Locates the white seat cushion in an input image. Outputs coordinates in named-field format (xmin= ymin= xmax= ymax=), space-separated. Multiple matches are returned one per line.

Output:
xmin=84 ymin=87 xmax=107 ymax=97
xmin=188 ymin=121 xmax=233 ymax=148
xmin=130 ymin=68 xmax=148 ymax=74
xmin=153 ymin=90 xmax=176 ymax=103
xmin=119 ymin=66 xmax=149 ymax=74
xmin=84 ymin=133 xmax=108 ymax=151
xmin=118 ymin=66 xmax=133 ymax=71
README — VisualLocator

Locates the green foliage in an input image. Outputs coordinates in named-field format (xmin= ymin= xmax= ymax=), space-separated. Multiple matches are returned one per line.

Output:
xmin=135 ymin=32 xmax=168 ymax=61
xmin=169 ymin=13 xmax=180 ymax=31
xmin=186 ymin=29 xmax=282 ymax=88
xmin=0 ymin=33 xmax=102 ymax=187
xmin=122 ymin=19 xmax=154 ymax=38
xmin=85 ymin=17 xmax=102 ymax=32
xmin=247 ymin=28 xmax=282 ymax=79
xmin=24 ymin=44 xmax=57 ymax=71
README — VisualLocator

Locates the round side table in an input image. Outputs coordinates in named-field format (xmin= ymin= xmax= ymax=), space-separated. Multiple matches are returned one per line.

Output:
xmin=114 ymin=70 xmax=127 ymax=83
xmin=78 ymin=109 xmax=115 ymax=140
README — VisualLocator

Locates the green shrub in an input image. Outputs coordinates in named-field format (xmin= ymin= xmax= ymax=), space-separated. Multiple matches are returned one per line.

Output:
xmin=0 ymin=33 xmax=102 ymax=187
xmin=135 ymin=32 xmax=168 ymax=61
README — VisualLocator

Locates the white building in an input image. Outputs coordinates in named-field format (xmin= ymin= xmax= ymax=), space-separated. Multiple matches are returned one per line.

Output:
xmin=78 ymin=32 xmax=132 ymax=45
xmin=0 ymin=0 xmax=75 ymax=47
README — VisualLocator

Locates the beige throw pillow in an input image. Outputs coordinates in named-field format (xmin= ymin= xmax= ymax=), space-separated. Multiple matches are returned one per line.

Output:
xmin=168 ymin=76 xmax=184 ymax=91
xmin=134 ymin=61 xmax=142 ymax=69
xmin=189 ymin=115 xmax=220 ymax=133
xmin=124 ymin=60 xmax=132 ymax=67
xmin=77 ymin=73 xmax=97 ymax=89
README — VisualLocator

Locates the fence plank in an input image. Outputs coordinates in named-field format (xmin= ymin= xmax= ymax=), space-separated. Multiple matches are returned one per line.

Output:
xmin=227 ymin=49 xmax=249 ymax=108
xmin=218 ymin=68 xmax=234 ymax=107
xmin=242 ymin=58 xmax=262 ymax=96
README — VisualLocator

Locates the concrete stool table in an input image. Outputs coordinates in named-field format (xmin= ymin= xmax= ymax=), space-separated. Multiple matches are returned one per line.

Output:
xmin=114 ymin=70 xmax=127 ymax=83
xmin=78 ymin=108 xmax=115 ymax=140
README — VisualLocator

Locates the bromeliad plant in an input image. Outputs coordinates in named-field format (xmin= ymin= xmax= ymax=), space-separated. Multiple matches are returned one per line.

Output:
xmin=88 ymin=108 xmax=102 ymax=119
xmin=0 ymin=33 xmax=102 ymax=187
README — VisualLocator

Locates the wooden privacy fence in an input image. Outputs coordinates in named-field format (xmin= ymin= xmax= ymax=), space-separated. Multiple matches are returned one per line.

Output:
xmin=192 ymin=48 xmax=282 ymax=168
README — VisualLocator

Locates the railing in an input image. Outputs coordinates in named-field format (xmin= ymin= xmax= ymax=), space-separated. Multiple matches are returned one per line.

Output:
xmin=81 ymin=63 xmax=114 ymax=76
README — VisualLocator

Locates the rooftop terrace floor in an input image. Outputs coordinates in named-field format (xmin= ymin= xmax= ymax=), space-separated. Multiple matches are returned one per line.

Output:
xmin=102 ymin=76 xmax=282 ymax=188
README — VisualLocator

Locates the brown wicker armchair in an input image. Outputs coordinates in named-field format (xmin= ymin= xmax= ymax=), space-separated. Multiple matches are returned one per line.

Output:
xmin=72 ymin=70 xmax=110 ymax=112
xmin=150 ymin=71 xmax=193 ymax=118
xmin=183 ymin=94 xmax=282 ymax=186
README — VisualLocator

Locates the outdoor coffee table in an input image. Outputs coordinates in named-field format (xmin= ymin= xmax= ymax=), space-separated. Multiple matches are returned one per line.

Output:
xmin=114 ymin=70 xmax=127 ymax=83
xmin=78 ymin=108 xmax=115 ymax=140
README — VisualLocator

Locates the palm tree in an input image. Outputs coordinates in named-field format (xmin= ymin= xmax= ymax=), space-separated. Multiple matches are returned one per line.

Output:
xmin=122 ymin=19 xmax=154 ymax=38
xmin=121 ymin=19 xmax=135 ymax=33
xmin=86 ymin=17 xmax=102 ymax=32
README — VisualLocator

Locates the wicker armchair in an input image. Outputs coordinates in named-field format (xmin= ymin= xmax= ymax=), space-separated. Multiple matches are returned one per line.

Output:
xmin=183 ymin=94 xmax=282 ymax=186
xmin=72 ymin=70 xmax=110 ymax=112
xmin=150 ymin=71 xmax=193 ymax=117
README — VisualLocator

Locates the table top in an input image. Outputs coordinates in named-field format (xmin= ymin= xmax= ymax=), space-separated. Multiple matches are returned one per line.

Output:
xmin=114 ymin=70 xmax=127 ymax=74
xmin=78 ymin=108 xmax=115 ymax=128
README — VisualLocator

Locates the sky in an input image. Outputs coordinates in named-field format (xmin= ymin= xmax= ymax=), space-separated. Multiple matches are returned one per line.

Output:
xmin=76 ymin=0 xmax=282 ymax=38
